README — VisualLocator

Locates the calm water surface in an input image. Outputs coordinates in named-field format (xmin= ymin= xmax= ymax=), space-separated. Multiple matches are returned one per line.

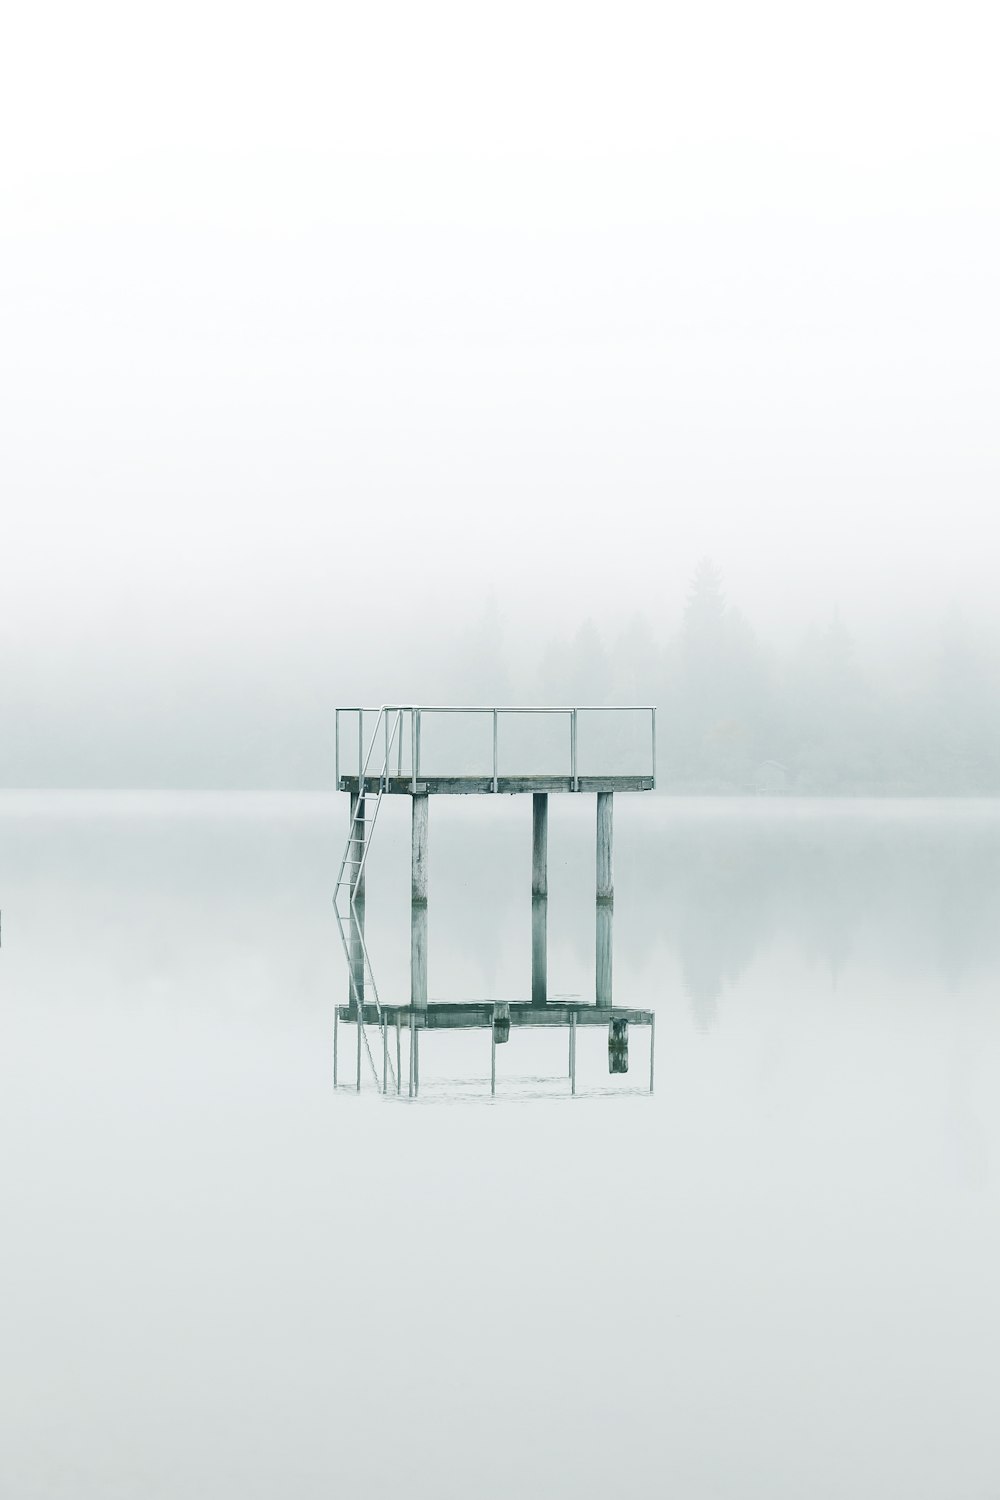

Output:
xmin=2 ymin=794 xmax=999 ymax=1498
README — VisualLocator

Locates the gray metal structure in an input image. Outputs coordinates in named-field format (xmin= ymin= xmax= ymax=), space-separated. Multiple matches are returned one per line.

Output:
xmin=332 ymin=705 xmax=656 ymax=1098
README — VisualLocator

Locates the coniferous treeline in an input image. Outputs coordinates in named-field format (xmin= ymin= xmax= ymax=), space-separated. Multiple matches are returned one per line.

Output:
xmin=524 ymin=560 xmax=1000 ymax=794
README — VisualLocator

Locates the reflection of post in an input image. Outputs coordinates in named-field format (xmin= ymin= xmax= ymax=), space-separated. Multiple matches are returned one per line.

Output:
xmin=570 ymin=1012 xmax=577 ymax=1095
xmin=596 ymin=791 xmax=613 ymax=1006
xmin=411 ymin=793 xmax=429 ymax=1008
xmin=409 ymin=1011 xmax=415 ymax=1098
xmin=531 ymin=793 xmax=548 ymax=1004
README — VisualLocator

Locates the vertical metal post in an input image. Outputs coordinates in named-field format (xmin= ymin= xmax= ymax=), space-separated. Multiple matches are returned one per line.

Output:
xmin=411 ymin=708 xmax=417 ymax=793
xmin=383 ymin=1017 xmax=388 ymax=1094
xmin=415 ymin=709 xmax=421 ymax=782
xmin=649 ymin=1014 xmax=655 ymax=1094
xmin=491 ymin=1027 xmax=496 ymax=1096
xmin=571 ymin=709 xmax=578 ymax=791
xmin=335 ymin=709 xmax=340 ymax=789
xmin=384 ymin=709 xmax=389 ymax=790
xmin=397 ymin=711 xmax=404 ymax=777
xmin=651 ymin=707 xmax=657 ymax=788
xmin=358 ymin=709 xmax=363 ymax=782
xmin=396 ymin=1014 xmax=402 ymax=1095
xmin=415 ymin=1027 xmax=420 ymax=1096
xmin=356 ymin=1008 xmax=362 ymax=1092
xmin=334 ymin=1005 xmax=339 ymax=1087
xmin=409 ymin=1011 xmax=415 ymax=1098
xmin=492 ymin=708 xmax=498 ymax=793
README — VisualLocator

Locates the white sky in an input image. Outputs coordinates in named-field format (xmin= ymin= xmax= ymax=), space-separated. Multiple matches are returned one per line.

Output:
xmin=2 ymin=0 xmax=999 ymax=667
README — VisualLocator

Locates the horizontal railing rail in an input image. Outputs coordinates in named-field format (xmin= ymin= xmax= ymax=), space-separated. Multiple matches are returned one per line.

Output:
xmin=335 ymin=705 xmax=656 ymax=790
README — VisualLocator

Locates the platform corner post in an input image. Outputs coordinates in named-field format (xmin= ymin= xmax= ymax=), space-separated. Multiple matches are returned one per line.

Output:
xmin=532 ymin=792 xmax=548 ymax=1004
xmin=411 ymin=792 xmax=429 ymax=1009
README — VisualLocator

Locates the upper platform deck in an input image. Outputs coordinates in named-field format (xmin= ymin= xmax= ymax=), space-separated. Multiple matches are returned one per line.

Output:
xmin=335 ymin=705 xmax=656 ymax=796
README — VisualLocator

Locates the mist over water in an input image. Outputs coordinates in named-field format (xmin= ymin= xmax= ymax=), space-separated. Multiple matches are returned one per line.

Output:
xmin=3 ymin=793 xmax=1000 ymax=1497
xmin=3 ymin=0 xmax=999 ymax=1491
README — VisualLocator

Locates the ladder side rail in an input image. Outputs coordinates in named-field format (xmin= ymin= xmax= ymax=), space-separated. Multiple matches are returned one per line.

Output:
xmin=334 ymin=792 xmax=371 ymax=890
xmin=331 ymin=900 xmax=383 ymax=1088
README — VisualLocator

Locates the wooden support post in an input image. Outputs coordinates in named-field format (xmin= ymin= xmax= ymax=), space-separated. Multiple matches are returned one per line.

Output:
xmin=531 ymin=793 xmax=548 ymax=1005
xmin=532 ymin=793 xmax=548 ymax=900
xmin=596 ymin=791 xmax=613 ymax=1007
xmin=411 ymin=793 xmax=429 ymax=1009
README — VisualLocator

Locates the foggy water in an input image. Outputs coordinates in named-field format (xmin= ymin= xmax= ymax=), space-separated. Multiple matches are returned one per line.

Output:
xmin=3 ymin=793 xmax=1000 ymax=1498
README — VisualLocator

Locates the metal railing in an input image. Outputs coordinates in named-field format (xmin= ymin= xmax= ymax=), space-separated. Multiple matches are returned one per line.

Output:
xmin=335 ymin=705 xmax=656 ymax=791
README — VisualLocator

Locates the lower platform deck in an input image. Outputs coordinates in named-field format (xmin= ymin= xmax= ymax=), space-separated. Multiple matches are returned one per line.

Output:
xmin=334 ymin=1001 xmax=655 ymax=1097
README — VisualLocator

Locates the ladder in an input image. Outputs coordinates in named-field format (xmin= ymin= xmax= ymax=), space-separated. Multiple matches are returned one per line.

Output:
xmin=332 ymin=706 xmax=403 ymax=1092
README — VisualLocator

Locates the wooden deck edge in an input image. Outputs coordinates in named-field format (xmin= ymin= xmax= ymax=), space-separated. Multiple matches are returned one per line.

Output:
xmin=338 ymin=775 xmax=654 ymax=795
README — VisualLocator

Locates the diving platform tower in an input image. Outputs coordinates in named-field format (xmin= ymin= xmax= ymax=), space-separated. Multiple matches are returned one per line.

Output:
xmin=332 ymin=705 xmax=656 ymax=1097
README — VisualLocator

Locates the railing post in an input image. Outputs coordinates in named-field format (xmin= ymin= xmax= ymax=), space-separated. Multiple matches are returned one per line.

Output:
xmin=384 ymin=708 xmax=389 ymax=791
xmin=357 ymin=709 xmax=363 ymax=784
xmin=411 ymin=708 xmax=417 ymax=793
xmin=335 ymin=709 xmax=340 ymax=790
xmin=492 ymin=709 xmax=498 ymax=793
xmin=651 ymin=707 xmax=657 ymax=788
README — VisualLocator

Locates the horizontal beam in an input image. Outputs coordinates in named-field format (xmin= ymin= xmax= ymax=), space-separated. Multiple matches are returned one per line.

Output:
xmin=337 ymin=1003 xmax=654 ymax=1029
xmin=339 ymin=775 xmax=654 ymax=796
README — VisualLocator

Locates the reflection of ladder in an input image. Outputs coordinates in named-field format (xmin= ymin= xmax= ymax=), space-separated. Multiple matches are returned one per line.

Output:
xmin=332 ymin=707 xmax=402 ymax=1092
